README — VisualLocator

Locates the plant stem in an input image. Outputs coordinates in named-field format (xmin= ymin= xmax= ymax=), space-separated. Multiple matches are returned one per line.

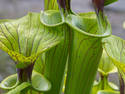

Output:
xmin=100 ymin=73 xmax=108 ymax=90
xmin=119 ymin=75 xmax=125 ymax=94
xmin=17 ymin=63 xmax=34 ymax=83
xmin=57 ymin=0 xmax=72 ymax=21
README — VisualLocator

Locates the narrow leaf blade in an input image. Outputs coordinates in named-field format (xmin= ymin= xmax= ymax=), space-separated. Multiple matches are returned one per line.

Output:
xmin=104 ymin=0 xmax=118 ymax=6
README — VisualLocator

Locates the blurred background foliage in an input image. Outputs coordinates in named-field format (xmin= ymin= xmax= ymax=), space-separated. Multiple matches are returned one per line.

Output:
xmin=0 ymin=0 xmax=125 ymax=93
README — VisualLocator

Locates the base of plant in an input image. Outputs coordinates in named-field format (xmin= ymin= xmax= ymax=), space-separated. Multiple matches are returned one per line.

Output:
xmin=0 ymin=71 xmax=51 ymax=93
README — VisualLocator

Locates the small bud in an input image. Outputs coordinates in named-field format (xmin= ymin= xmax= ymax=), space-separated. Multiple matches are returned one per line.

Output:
xmin=92 ymin=0 xmax=107 ymax=34
xmin=57 ymin=0 xmax=72 ymax=20
xmin=57 ymin=0 xmax=66 ymax=10
xmin=66 ymin=0 xmax=71 ymax=11
xmin=92 ymin=0 xmax=104 ymax=13
xmin=57 ymin=0 xmax=71 ymax=11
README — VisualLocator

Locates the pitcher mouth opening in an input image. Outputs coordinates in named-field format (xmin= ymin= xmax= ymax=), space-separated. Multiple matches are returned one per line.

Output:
xmin=41 ymin=10 xmax=111 ymax=38
xmin=66 ymin=13 xmax=111 ymax=38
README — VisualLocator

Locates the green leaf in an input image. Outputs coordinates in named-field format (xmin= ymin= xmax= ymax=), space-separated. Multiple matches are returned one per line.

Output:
xmin=103 ymin=35 xmax=125 ymax=94
xmin=42 ymin=15 xmax=71 ymax=94
xmin=103 ymin=35 xmax=125 ymax=80
xmin=98 ymin=50 xmax=117 ymax=75
xmin=41 ymin=0 xmax=112 ymax=93
xmin=104 ymin=0 xmax=118 ymax=6
xmin=64 ymin=12 xmax=111 ymax=94
xmin=0 ymin=74 xmax=19 ymax=90
xmin=7 ymin=82 xmax=31 ymax=94
xmin=32 ymin=71 xmax=51 ymax=92
xmin=39 ymin=2 xmax=69 ymax=93
xmin=0 ymin=12 xmax=63 ymax=68
xmin=98 ymin=90 xmax=119 ymax=94
xmin=41 ymin=8 xmax=111 ymax=94
xmin=41 ymin=2 xmax=72 ymax=94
